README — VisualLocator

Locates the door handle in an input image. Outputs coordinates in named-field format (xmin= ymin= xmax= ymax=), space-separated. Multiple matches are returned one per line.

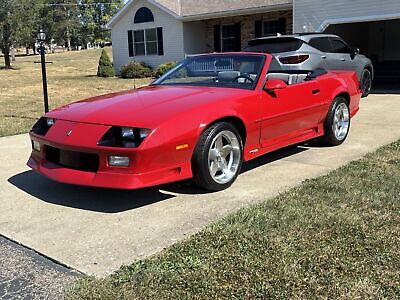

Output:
xmin=321 ymin=56 xmax=327 ymax=59
xmin=340 ymin=58 xmax=346 ymax=61
xmin=312 ymin=89 xmax=320 ymax=95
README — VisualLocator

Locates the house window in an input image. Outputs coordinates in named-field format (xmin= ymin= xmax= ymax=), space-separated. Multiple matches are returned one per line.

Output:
xmin=213 ymin=23 xmax=241 ymax=52
xmin=255 ymin=18 xmax=286 ymax=38
xmin=134 ymin=30 xmax=146 ymax=55
xmin=134 ymin=7 xmax=154 ymax=24
xmin=128 ymin=27 xmax=164 ymax=57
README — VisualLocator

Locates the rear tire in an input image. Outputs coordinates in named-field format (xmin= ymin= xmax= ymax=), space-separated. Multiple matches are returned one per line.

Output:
xmin=321 ymin=97 xmax=350 ymax=146
xmin=360 ymin=68 xmax=372 ymax=97
xmin=192 ymin=122 xmax=243 ymax=191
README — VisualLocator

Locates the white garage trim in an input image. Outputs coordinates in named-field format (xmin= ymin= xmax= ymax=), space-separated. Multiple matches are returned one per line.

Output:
xmin=317 ymin=12 xmax=400 ymax=32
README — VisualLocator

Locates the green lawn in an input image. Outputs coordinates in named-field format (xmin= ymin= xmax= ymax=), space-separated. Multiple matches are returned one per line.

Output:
xmin=67 ymin=140 xmax=400 ymax=299
xmin=0 ymin=48 xmax=150 ymax=137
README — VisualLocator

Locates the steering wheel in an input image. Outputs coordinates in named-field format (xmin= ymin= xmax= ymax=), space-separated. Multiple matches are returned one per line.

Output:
xmin=233 ymin=74 xmax=254 ymax=83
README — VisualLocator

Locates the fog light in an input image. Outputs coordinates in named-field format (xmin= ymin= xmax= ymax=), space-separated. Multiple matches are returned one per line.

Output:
xmin=32 ymin=140 xmax=41 ymax=152
xmin=108 ymin=156 xmax=130 ymax=167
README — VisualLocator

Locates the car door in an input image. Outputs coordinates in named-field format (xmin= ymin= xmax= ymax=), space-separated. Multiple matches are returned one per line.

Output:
xmin=325 ymin=38 xmax=353 ymax=71
xmin=259 ymin=75 xmax=325 ymax=149
xmin=308 ymin=37 xmax=332 ymax=70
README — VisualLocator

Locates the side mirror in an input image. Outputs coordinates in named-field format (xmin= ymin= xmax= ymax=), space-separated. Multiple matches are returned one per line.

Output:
xmin=351 ymin=48 xmax=360 ymax=58
xmin=264 ymin=79 xmax=287 ymax=91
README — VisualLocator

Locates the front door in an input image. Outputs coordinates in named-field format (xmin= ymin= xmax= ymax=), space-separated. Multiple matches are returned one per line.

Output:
xmin=260 ymin=78 xmax=324 ymax=148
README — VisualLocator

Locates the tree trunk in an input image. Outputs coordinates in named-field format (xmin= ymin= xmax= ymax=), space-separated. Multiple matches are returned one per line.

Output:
xmin=11 ymin=47 xmax=15 ymax=61
xmin=67 ymin=35 xmax=71 ymax=51
xmin=26 ymin=46 xmax=29 ymax=56
xmin=3 ymin=46 xmax=11 ymax=69
xmin=2 ymin=23 xmax=12 ymax=69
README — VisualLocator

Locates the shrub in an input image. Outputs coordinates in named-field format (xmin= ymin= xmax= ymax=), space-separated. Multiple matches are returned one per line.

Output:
xmin=155 ymin=61 xmax=177 ymax=77
xmin=97 ymin=49 xmax=115 ymax=77
xmin=120 ymin=61 xmax=153 ymax=79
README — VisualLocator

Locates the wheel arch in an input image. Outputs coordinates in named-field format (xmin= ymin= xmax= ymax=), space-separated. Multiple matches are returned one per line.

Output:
xmin=364 ymin=64 xmax=374 ymax=80
xmin=334 ymin=91 xmax=350 ymax=106
xmin=204 ymin=116 xmax=247 ymax=145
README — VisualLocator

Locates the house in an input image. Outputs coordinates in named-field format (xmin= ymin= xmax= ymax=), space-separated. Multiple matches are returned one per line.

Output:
xmin=293 ymin=0 xmax=400 ymax=83
xmin=107 ymin=0 xmax=293 ymax=73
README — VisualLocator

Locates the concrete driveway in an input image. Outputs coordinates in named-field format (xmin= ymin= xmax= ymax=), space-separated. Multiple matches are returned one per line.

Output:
xmin=1 ymin=94 xmax=399 ymax=277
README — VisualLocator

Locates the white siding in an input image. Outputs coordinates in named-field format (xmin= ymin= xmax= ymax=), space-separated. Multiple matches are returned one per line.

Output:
xmin=293 ymin=0 xmax=400 ymax=32
xmin=111 ymin=0 xmax=185 ymax=73
xmin=183 ymin=21 xmax=208 ymax=55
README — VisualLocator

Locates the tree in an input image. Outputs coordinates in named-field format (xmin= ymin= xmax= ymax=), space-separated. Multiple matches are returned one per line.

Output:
xmin=0 ymin=0 xmax=42 ymax=68
xmin=79 ymin=0 xmax=123 ymax=46
xmin=0 ymin=0 xmax=16 ymax=69
xmin=14 ymin=0 xmax=43 ymax=55
xmin=43 ymin=0 xmax=81 ymax=50
xmin=0 ymin=0 xmax=124 ymax=68
xmin=97 ymin=48 xmax=114 ymax=77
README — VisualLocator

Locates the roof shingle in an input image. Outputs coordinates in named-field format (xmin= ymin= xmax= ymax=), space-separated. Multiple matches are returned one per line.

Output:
xmin=156 ymin=0 xmax=292 ymax=17
xmin=179 ymin=0 xmax=292 ymax=17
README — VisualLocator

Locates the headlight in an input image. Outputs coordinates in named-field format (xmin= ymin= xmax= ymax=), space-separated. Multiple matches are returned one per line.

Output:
xmin=31 ymin=117 xmax=56 ymax=136
xmin=46 ymin=118 xmax=56 ymax=127
xmin=98 ymin=127 xmax=151 ymax=148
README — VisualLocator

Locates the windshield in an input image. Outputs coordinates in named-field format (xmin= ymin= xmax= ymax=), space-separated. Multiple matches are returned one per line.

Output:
xmin=152 ymin=54 xmax=265 ymax=90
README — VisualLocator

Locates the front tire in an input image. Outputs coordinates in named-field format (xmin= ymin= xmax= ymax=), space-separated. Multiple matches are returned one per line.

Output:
xmin=192 ymin=122 xmax=243 ymax=191
xmin=321 ymin=97 xmax=351 ymax=146
xmin=360 ymin=68 xmax=372 ymax=97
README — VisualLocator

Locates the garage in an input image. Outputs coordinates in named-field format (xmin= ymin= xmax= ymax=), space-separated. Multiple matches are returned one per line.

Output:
xmin=293 ymin=0 xmax=400 ymax=89
xmin=325 ymin=19 xmax=400 ymax=86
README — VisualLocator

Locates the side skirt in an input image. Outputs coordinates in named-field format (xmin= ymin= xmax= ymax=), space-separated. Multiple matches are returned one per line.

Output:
xmin=243 ymin=124 xmax=325 ymax=162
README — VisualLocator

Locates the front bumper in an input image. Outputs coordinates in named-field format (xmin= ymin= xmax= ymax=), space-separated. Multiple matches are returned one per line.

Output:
xmin=27 ymin=120 xmax=193 ymax=189
xmin=27 ymin=155 xmax=192 ymax=189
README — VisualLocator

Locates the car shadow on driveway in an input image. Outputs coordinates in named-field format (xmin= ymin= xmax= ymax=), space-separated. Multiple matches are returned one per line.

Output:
xmin=163 ymin=144 xmax=310 ymax=195
xmin=8 ymin=171 xmax=175 ymax=213
xmin=8 ymin=144 xmax=310 ymax=212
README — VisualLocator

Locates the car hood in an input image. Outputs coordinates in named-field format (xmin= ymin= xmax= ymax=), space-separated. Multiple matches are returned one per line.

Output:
xmin=47 ymin=85 xmax=252 ymax=128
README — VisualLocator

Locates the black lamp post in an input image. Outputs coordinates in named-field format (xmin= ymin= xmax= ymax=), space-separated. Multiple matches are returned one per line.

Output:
xmin=37 ymin=28 xmax=49 ymax=113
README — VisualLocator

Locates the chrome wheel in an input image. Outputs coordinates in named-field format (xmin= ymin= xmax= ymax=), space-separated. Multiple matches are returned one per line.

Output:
xmin=208 ymin=130 xmax=241 ymax=184
xmin=332 ymin=103 xmax=350 ymax=141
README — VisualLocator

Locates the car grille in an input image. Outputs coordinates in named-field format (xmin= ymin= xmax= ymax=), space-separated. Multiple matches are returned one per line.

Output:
xmin=45 ymin=146 xmax=99 ymax=172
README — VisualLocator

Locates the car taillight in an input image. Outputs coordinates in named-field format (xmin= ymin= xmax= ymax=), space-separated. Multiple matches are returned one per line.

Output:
xmin=279 ymin=55 xmax=310 ymax=64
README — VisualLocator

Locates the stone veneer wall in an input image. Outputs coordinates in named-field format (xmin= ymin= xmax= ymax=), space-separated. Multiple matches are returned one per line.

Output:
xmin=204 ymin=10 xmax=293 ymax=51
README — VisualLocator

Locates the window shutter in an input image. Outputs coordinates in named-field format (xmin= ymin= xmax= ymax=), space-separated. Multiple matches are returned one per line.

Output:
xmin=128 ymin=30 xmax=134 ymax=57
xmin=157 ymin=27 xmax=164 ymax=56
xmin=255 ymin=21 xmax=262 ymax=38
xmin=213 ymin=25 xmax=221 ymax=52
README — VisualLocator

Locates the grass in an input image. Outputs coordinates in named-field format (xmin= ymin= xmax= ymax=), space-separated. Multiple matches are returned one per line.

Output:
xmin=66 ymin=140 xmax=400 ymax=299
xmin=0 ymin=48 xmax=151 ymax=137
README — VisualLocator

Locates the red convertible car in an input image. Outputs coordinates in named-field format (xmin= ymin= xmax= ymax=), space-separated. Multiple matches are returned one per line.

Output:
xmin=28 ymin=53 xmax=361 ymax=191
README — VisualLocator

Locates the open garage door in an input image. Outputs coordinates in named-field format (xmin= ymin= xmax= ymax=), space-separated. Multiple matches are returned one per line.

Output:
xmin=325 ymin=19 xmax=400 ymax=86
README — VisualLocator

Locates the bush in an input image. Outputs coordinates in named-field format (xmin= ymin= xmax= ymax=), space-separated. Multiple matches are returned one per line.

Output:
xmin=97 ymin=49 xmax=115 ymax=77
xmin=155 ymin=61 xmax=177 ymax=77
xmin=120 ymin=61 xmax=153 ymax=79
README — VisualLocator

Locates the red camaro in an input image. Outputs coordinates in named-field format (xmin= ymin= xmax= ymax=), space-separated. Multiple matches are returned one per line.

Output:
xmin=28 ymin=53 xmax=361 ymax=191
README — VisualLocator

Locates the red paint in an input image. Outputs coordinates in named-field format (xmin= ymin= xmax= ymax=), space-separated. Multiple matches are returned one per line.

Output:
xmin=28 ymin=53 xmax=361 ymax=189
